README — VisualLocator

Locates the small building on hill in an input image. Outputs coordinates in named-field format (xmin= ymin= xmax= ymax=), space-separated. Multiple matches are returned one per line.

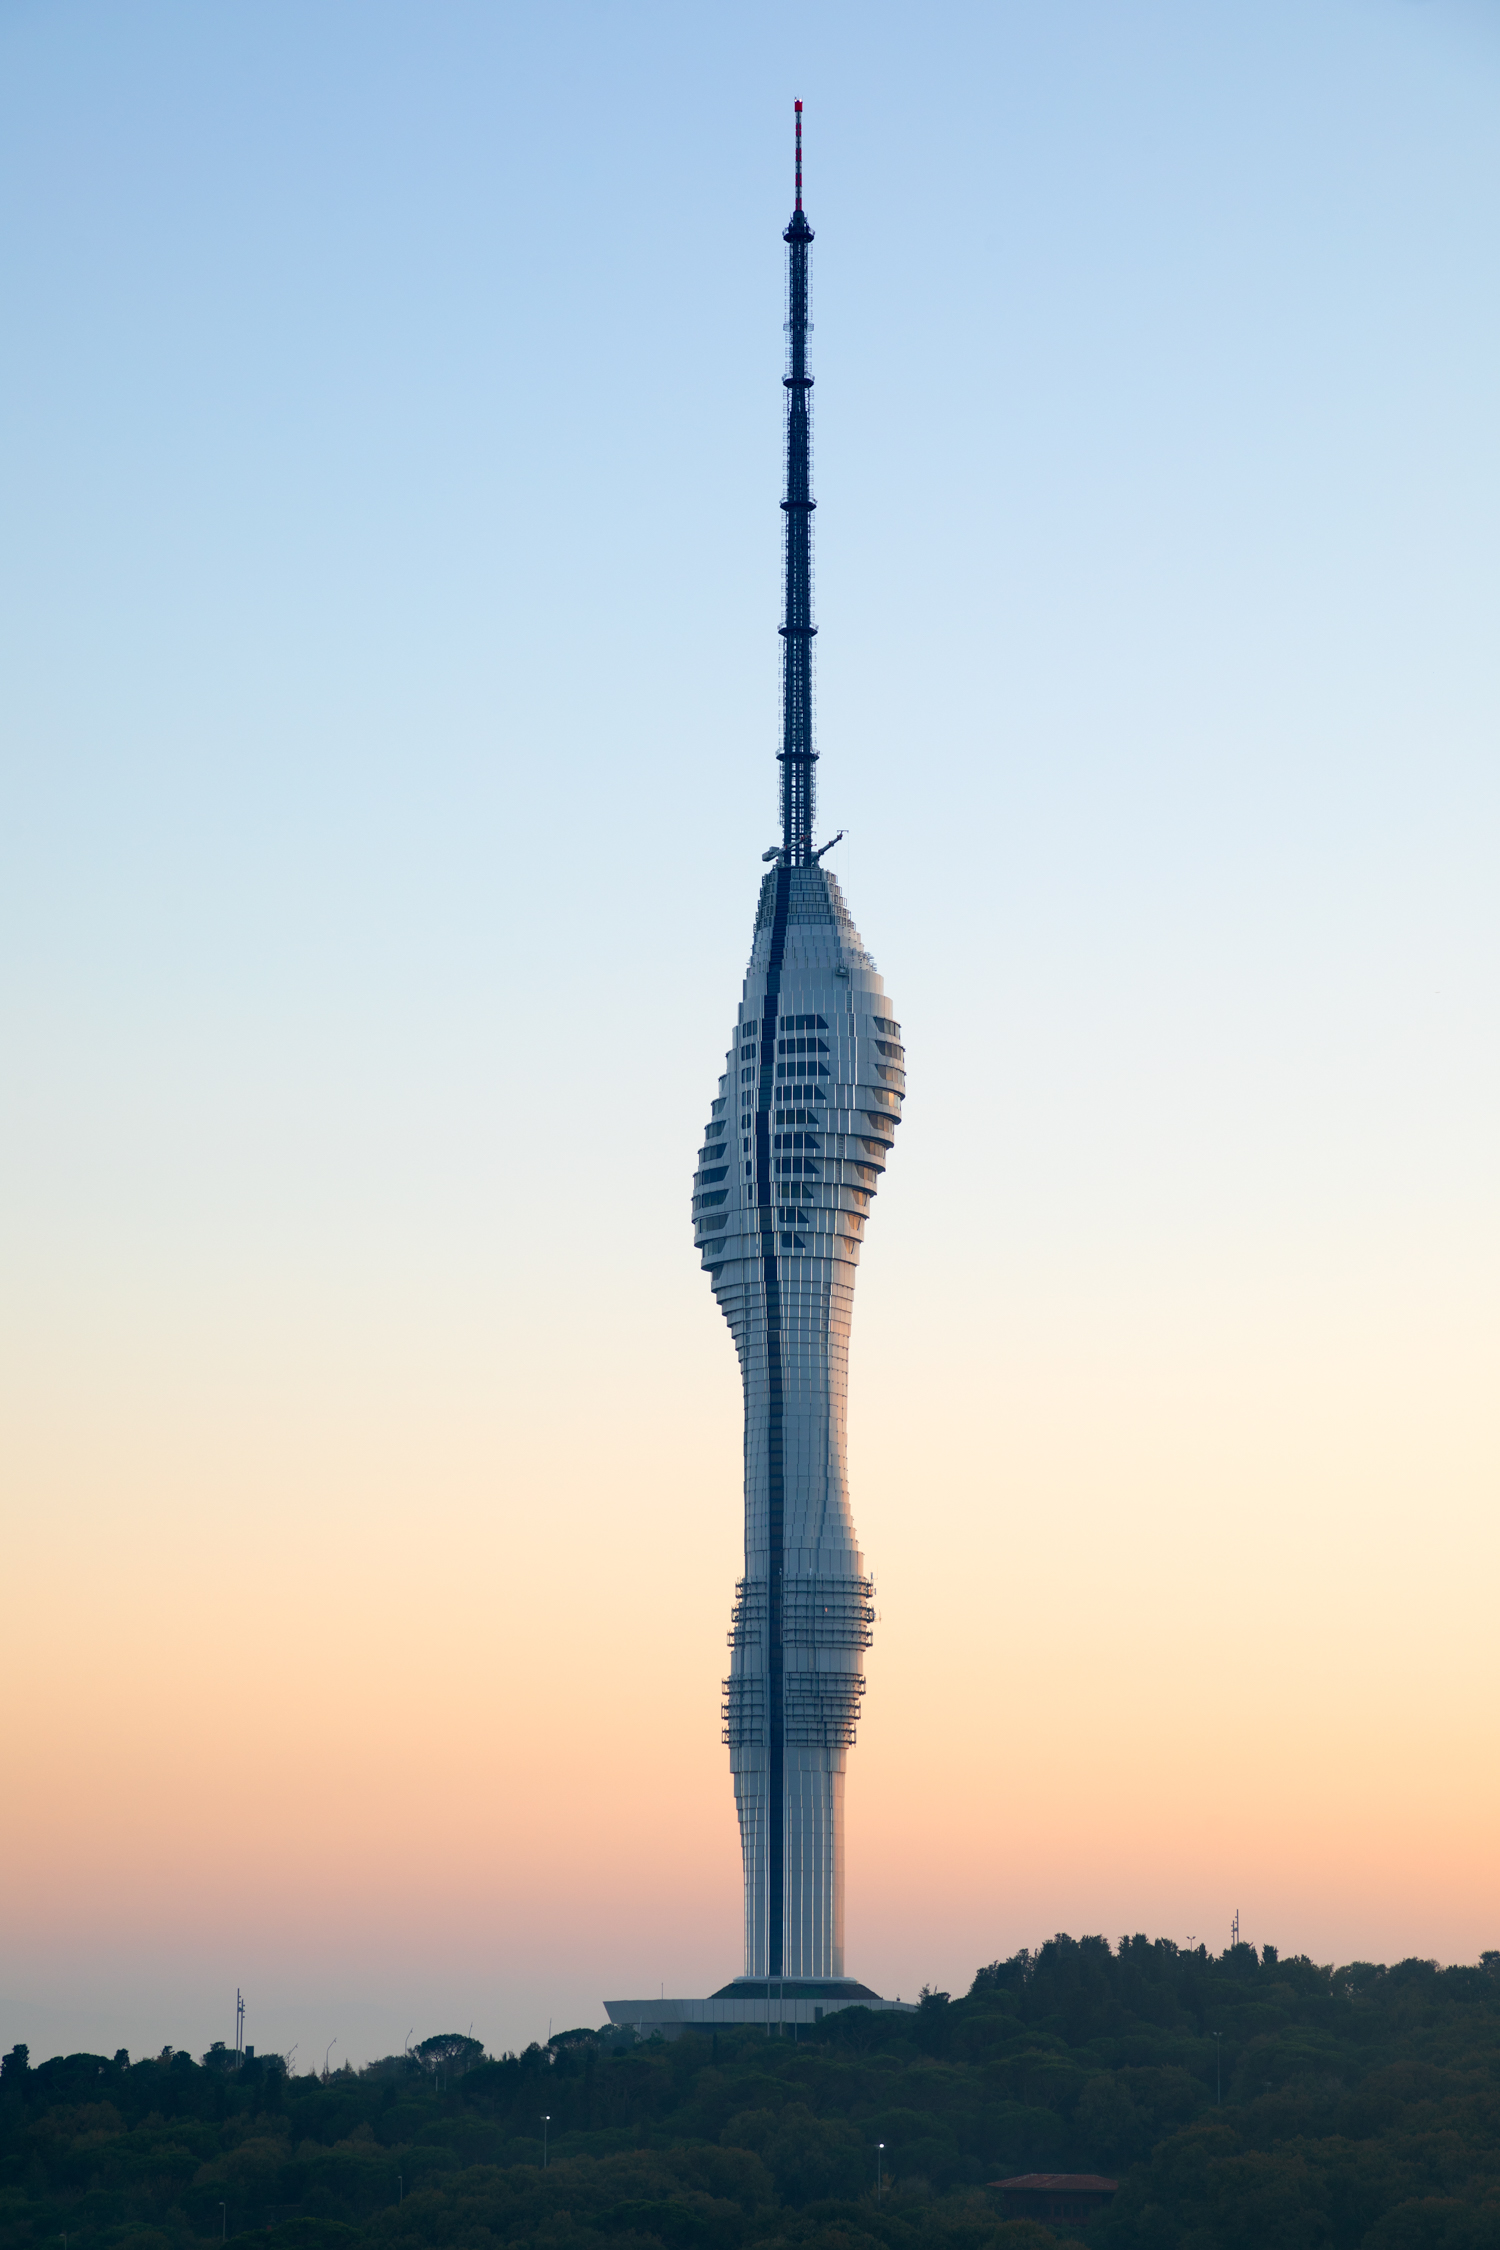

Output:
xmin=988 ymin=2174 xmax=1118 ymax=2224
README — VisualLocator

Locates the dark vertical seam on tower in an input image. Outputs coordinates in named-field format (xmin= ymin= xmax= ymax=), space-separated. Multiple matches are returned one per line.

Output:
xmin=772 ymin=120 xmax=812 ymax=1971
xmin=757 ymin=861 xmax=791 ymax=1976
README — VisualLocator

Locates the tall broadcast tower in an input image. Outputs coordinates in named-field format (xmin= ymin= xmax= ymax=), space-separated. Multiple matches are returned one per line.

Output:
xmin=606 ymin=105 xmax=910 ymax=2039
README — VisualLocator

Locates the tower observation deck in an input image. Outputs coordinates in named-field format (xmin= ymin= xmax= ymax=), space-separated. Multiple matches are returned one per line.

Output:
xmin=606 ymin=103 xmax=911 ymax=2038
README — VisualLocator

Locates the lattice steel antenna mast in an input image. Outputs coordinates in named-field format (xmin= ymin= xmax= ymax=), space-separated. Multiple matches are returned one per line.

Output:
xmin=780 ymin=101 xmax=817 ymax=866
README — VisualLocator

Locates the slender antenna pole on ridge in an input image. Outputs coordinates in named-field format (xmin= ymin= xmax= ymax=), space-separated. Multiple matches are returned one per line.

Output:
xmin=779 ymin=101 xmax=817 ymax=866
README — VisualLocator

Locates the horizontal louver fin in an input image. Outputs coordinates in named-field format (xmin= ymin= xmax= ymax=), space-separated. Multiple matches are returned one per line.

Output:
xmin=721 ymin=1676 xmax=765 ymax=1747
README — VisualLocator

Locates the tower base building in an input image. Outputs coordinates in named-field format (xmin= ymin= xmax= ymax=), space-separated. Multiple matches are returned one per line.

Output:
xmin=604 ymin=1981 xmax=914 ymax=2043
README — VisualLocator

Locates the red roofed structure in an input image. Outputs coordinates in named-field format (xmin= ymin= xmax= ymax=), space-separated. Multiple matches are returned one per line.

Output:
xmin=988 ymin=2173 xmax=1118 ymax=2224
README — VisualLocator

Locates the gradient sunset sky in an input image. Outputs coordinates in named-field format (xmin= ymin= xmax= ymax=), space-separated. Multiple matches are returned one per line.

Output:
xmin=2 ymin=0 xmax=1498 ymax=2070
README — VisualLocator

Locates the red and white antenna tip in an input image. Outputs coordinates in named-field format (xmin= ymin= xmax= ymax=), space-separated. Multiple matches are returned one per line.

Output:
xmin=794 ymin=100 xmax=804 ymax=209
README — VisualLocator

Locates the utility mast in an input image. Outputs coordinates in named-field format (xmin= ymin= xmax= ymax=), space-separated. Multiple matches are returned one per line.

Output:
xmin=235 ymin=1989 xmax=244 ymax=2065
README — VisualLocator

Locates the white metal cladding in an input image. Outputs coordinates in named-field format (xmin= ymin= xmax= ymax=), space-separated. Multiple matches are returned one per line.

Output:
xmin=692 ymin=864 xmax=904 ymax=1981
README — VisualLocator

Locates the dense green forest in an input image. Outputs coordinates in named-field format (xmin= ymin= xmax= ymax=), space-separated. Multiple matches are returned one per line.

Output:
xmin=4 ymin=1937 xmax=1499 ymax=2250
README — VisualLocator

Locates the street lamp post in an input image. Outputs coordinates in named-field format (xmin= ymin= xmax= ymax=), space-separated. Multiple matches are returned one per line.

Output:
xmin=876 ymin=2144 xmax=885 ymax=2202
xmin=541 ymin=2115 xmax=551 ymax=2169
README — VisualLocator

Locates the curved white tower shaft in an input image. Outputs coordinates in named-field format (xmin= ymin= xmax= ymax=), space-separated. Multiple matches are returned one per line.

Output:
xmin=694 ymin=872 xmax=904 ymax=1978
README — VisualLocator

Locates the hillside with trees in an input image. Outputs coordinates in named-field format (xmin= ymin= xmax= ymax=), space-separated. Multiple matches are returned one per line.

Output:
xmin=3 ymin=1936 xmax=1498 ymax=2250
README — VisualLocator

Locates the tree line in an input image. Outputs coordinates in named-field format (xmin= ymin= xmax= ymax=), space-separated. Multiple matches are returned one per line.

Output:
xmin=2 ymin=1934 xmax=1498 ymax=2249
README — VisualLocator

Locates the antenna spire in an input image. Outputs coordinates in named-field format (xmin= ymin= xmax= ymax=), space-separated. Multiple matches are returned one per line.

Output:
xmin=779 ymin=103 xmax=816 ymax=866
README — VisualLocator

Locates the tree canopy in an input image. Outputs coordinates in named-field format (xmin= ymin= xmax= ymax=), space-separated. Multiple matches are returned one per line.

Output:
xmin=2 ymin=1935 xmax=1497 ymax=2250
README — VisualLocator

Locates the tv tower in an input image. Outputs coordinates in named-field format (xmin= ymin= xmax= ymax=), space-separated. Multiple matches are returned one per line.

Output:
xmin=605 ymin=107 xmax=913 ymax=2040
xmin=695 ymin=102 xmax=907 ymax=1987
